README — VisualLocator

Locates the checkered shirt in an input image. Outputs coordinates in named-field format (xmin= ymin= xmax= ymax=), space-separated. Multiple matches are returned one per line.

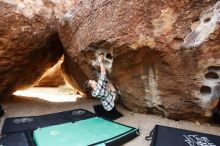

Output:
xmin=91 ymin=73 xmax=116 ymax=111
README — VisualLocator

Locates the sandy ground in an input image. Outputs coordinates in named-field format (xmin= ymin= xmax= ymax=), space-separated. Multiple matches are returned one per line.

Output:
xmin=0 ymin=87 xmax=220 ymax=146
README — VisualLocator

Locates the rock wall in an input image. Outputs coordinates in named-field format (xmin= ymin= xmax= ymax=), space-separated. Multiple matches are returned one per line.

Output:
xmin=0 ymin=0 xmax=78 ymax=97
xmin=59 ymin=0 xmax=220 ymax=121
xmin=35 ymin=58 xmax=65 ymax=87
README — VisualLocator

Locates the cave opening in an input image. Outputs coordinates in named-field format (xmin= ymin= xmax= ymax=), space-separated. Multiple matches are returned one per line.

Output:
xmin=204 ymin=66 xmax=220 ymax=123
xmin=205 ymin=72 xmax=219 ymax=80
xmin=207 ymin=66 xmax=220 ymax=70
xmin=204 ymin=17 xmax=211 ymax=23
xmin=13 ymin=59 xmax=83 ymax=103
xmin=106 ymin=53 xmax=113 ymax=59
xmin=200 ymin=86 xmax=211 ymax=95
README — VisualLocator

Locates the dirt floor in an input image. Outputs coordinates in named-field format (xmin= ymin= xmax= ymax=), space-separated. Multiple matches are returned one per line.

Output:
xmin=0 ymin=87 xmax=220 ymax=146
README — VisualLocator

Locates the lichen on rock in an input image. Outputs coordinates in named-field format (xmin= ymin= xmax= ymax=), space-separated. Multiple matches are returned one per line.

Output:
xmin=183 ymin=1 xmax=220 ymax=48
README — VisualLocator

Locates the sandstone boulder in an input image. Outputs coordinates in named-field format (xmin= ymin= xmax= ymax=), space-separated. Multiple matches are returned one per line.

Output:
xmin=35 ymin=58 xmax=65 ymax=87
xmin=0 ymin=0 xmax=78 ymax=97
xmin=59 ymin=0 xmax=220 ymax=121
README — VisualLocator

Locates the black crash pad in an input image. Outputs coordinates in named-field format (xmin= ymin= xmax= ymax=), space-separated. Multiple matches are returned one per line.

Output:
xmin=0 ymin=132 xmax=29 ymax=146
xmin=2 ymin=109 xmax=96 ymax=135
xmin=149 ymin=125 xmax=220 ymax=146
xmin=2 ymin=109 xmax=139 ymax=146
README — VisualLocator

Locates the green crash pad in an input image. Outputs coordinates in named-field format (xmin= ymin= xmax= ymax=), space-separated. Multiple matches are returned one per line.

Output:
xmin=33 ymin=117 xmax=137 ymax=146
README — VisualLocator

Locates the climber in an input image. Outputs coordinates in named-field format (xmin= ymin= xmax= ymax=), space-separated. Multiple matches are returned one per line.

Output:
xmin=84 ymin=53 xmax=118 ymax=111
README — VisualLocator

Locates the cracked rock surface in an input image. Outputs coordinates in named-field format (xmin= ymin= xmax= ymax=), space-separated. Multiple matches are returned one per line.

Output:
xmin=0 ymin=0 xmax=79 ymax=97
xmin=59 ymin=0 xmax=220 ymax=121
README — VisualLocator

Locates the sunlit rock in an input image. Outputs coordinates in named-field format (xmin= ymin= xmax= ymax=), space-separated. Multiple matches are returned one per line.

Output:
xmin=0 ymin=0 xmax=79 ymax=97
xmin=35 ymin=58 xmax=65 ymax=87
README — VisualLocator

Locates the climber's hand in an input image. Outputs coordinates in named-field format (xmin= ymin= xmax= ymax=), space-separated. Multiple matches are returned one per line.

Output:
xmin=98 ymin=53 xmax=104 ymax=63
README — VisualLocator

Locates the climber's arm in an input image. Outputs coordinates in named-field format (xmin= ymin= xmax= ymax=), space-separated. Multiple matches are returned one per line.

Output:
xmin=98 ymin=53 xmax=106 ymax=74
xmin=98 ymin=53 xmax=116 ymax=92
